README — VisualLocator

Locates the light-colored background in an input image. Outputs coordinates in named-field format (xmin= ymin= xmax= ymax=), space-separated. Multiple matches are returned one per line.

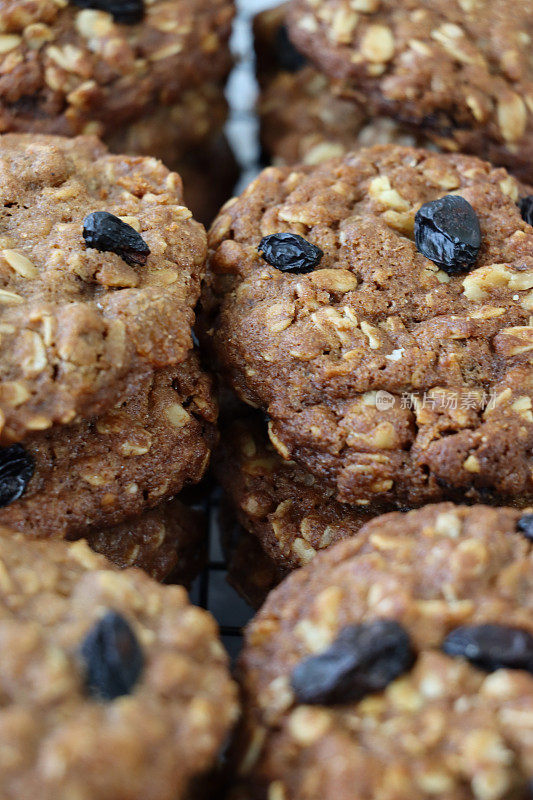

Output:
xmin=226 ymin=0 xmax=280 ymax=191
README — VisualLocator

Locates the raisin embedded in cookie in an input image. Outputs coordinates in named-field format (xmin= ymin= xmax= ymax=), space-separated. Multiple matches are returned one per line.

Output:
xmin=287 ymin=0 xmax=533 ymax=183
xmin=0 ymin=530 xmax=238 ymax=799
xmin=0 ymin=133 xmax=207 ymax=442
xmin=205 ymin=145 xmax=533 ymax=507
xmin=232 ymin=503 xmax=533 ymax=800
xmin=0 ymin=351 xmax=217 ymax=538
xmin=86 ymin=497 xmax=206 ymax=585
xmin=0 ymin=0 xmax=234 ymax=137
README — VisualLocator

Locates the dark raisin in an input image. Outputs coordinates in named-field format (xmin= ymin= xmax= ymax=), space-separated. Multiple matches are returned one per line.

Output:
xmin=0 ymin=444 xmax=34 ymax=508
xmin=81 ymin=610 xmax=144 ymax=701
xmin=83 ymin=211 xmax=150 ymax=267
xmin=517 ymin=514 xmax=533 ymax=541
xmin=519 ymin=196 xmax=533 ymax=226
xmin=258 ymin=232 xmax=323 ymax=274
xmin=274 ymin=25 xmax=307 ymax=72
xmin=414 ymin=195 xmax=481 ymax=274
xmin=70 ymin=0 xmax=144 ymax=24
xmin=443 ymin=624 xmax=533 ymax=673
xmin=291 ymin=619 xmax=415 ymax=705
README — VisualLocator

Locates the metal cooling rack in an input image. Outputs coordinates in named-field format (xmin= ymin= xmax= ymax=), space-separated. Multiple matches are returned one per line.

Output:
xmin=190 ymin=491 xmax=254 ymax=660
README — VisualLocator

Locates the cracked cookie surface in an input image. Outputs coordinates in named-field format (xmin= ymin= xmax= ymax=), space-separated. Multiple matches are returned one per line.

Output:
xmin=205 ymin=145 xmax=533 ymax=507
xmin=0 ymin=134 xmax=207 ymax=441
xmin=0 ymin=0 xmax=234 ymax=136
xmin=0 ymin=351 xmax=217 ymax=538
xmin=287 ymin=0 xmax=533 ymax=183
xmin=231 ymin=503 xmax=533 ymax=800
xmin=0 ymin=530 xmax=238 ymax=800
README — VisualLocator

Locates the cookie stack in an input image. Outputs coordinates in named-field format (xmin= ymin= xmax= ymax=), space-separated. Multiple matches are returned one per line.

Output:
xmin=255 ymin=0 xmax=533 ymax=184
xmin=0 ymin=133 xmax=216 ymax=585
xmin=0 ymin=0 xmax=236 ymax=223
xmin=204 ymin=143 xmax=533 ymax=604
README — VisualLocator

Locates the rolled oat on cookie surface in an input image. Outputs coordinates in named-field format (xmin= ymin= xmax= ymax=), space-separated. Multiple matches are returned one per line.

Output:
xmin=204 ymin=145 xmax=533 ymax=508
xmin=85 ymin=497 xmax=206 ymax=585
xmin=231 ymin=502 xmax=533 ymax=800
xmin=0 ymin=350 xmax=217 ymax=538
xmin=287 ymin=0 xmax=533 ymax=183
xmin=215 ymin=412 xmax=395 ymax=573
xmin=254 ymin=4 xmax=431 ymax=167
xmin=0 ymin=133 xmax=207 ymax=442
xmin=0 ymin=530 xmax=238 ymax=800
xmin=0 ymin=0 xmax=234 ymax=137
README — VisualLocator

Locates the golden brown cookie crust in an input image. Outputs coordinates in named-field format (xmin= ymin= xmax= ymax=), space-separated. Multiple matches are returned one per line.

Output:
xmin=86 ymin=498 xmax=206 ymax=585
xmin=287 ymin=0 xmax=533 ymax=182
xmin=0 ymin=530 xmax=238 ymax=799
xmin=216 ymin=413 xmax=393 ymax=571
xmin=0 ymin=351 xmax=217 ymax=538
xmin=205 ymin=145 xmax=533 ymax=508
xmin=0 ymin=133 xmax=207 ymax=442
xmin=0 ymin=0 xmax=234 ymax=136
xmin=254 ymin=5 xmax=430 ymax=167
xmin=234 ymin=503 xmax=533 ymax=800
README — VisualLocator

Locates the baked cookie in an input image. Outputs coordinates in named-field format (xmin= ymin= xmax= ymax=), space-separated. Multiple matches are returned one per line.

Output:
xmin=255 ymin=5 xmax=429 ymax=167
xmin=232 ymin=503 xmax=533 ymax=800
xmin=287 ymin=0 xmax=533 ymax=183
xmin=0 ymin=133 xmax=206 ymax=442
xmin=205 ymin=145 xmax=533 ymax=508
xmin=0 ymin=351 xmax=217 ymax=538
xmin=216 ymin=413 xmax=392 ymax=571
xmin=108 ymin=108 xmax=239 ymax=224
xmin=86 ymin=498 xmax=206 ymax=585
xmin=104 ymin=83 xmax=229 ymax=169
xmin=225 ymin=527 xmax=283 ymax=611
xmin=220 ymin=501 xmax=284 ymax=609
xmin=0 ymin=530 xmax=238 ymax=799
xmin=0 ymin=0 xmax=234 ymax=136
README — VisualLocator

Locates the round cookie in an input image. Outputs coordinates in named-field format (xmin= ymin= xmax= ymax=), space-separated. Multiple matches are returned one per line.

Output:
xmin=232 ymin=503 xmax=533 ymax=800
xmin=0 ymin=350 xmax=217 ymax=538
xmin=0 ymin=529 xmax=238 ymax=799
xmin=0 ymin=0 xmax=234 ymax=137
xmin=86 ymin=498 xmax=206 ymax=585
xmin=255 ymin=5 xmax=429 ymax=167
xmin=216 ymin=412 xmax=393 ymax=571
xmin=205 ymin=145 xmax=533 ymax=508
xmin=0 ymin=133 xmax=206 ymax=442
xmin=287 ymin=0 xmax=533 ymax=183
